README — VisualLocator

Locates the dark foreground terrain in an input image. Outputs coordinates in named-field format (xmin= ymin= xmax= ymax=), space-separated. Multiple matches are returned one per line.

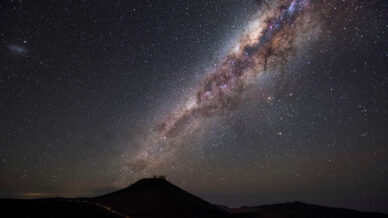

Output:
xmin=1 ymin=178 xmax=387 ymax=218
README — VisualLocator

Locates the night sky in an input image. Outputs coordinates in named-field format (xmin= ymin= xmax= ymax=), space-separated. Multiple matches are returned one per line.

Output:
xmin=1 ymin=0 xmax=388 ymax=213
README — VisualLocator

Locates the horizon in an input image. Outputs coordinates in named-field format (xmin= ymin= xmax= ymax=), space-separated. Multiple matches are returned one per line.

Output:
xmin=4 ymin=177 xmax=388 ymax=214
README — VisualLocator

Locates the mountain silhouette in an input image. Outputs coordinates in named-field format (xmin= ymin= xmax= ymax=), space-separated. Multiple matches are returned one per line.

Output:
xmin=93 ymin=178 xmax=232 ymax=218
xmin=226 ymin=201 xmax=388 ymax=218
xmin=0 ymin=198 xmax=122 ymax=218
xmin=1 ymin=178 xmax=387 ymax=218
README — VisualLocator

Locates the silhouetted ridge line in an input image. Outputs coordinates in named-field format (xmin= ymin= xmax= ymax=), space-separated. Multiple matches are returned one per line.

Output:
xmin=93 ymin=178 xmax=232 ymax=218
xmin=1 ymin=179 xmax=387 ymax=218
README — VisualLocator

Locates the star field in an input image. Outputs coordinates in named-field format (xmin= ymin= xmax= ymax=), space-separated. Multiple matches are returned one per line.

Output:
xmin=1 ymin=0 xmax=388 ymax=213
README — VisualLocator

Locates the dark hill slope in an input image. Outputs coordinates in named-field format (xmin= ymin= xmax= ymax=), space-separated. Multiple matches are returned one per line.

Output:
xmin=93 ymin=178 xmax=232 ymax=218
xmin=227 ymin=201 xmax=388 ymax=218
xmin=91 ymin=178 xmax=231 ymax=218
xmin=0 ymin=198 xmax=123 ymax=218
xmin=1 ymin=179 xmax=387 ymax=218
